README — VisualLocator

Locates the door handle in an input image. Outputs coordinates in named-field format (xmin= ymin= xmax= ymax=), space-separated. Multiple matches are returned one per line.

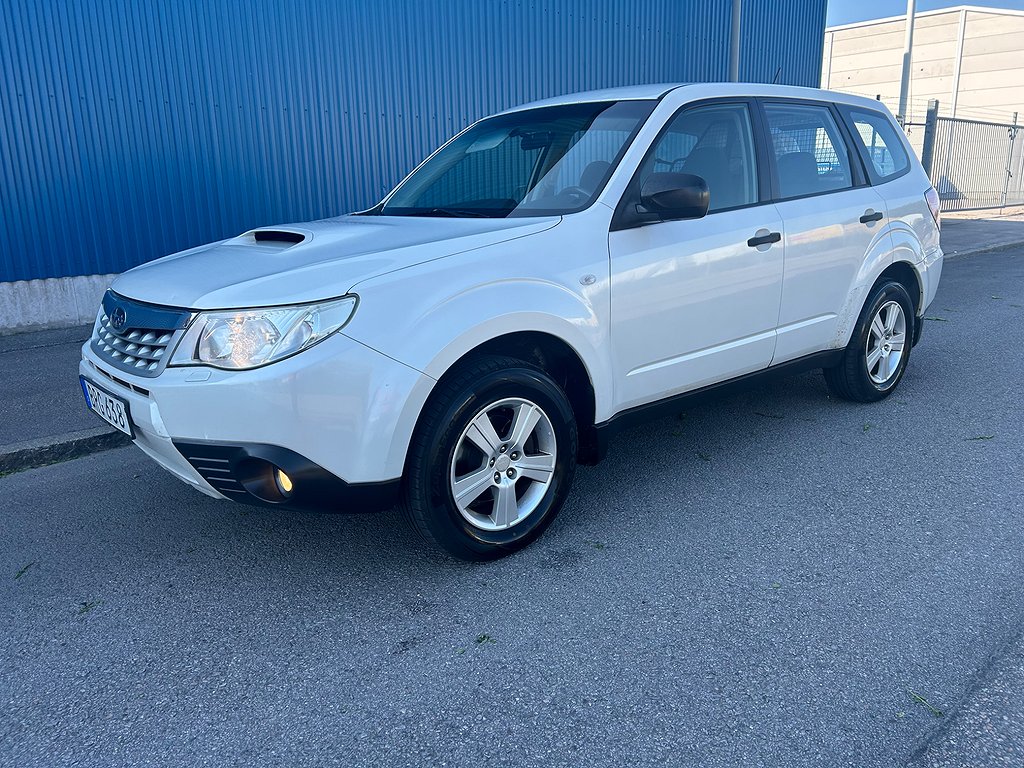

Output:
xmin=747 ymin=231 xmax=782 ymax=247
xmin=859 ymin=210 xmax=884 ymax=224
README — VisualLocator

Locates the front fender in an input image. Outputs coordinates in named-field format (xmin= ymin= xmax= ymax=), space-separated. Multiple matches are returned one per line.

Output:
xmin=343 ymin=260 xmax=613 ymax=419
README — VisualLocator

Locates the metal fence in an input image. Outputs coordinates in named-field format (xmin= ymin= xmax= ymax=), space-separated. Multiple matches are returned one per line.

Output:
xmin=906 ymin=99 xmax=1023 ymax=212
xmin=857 ymin=92 xmax=1024 ymax=213
xmin=929 ymin=115 xmax=1023 ymax=211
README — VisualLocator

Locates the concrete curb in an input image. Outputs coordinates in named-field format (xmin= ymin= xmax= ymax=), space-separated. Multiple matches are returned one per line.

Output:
xmin=0 ymin=426 xmax=130 ymax=475
xmin=943 ymin=240 xmax=1024 ymax=261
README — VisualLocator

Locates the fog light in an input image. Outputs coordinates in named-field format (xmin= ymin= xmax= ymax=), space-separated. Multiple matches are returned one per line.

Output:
xmin=274 ymin=468 xmax=293 ymax=496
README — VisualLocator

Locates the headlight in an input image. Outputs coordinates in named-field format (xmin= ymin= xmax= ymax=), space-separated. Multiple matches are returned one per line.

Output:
xmin=169 ymin=296 xmax=357 ymax=370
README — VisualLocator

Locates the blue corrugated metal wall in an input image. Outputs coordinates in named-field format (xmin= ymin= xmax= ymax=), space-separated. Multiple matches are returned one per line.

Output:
xmin=1 ymin=0 xmax=826 ymax=282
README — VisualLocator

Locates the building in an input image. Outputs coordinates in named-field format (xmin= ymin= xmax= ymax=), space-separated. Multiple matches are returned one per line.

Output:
xmin=822 ymin=5 xmax=1024 ymax=123
xmin=1 ymin=0 xmax=827 ymax=332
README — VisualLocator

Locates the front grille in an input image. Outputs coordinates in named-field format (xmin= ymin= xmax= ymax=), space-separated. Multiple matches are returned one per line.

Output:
xmin=90 ymin=291 xmax=192 ymax=378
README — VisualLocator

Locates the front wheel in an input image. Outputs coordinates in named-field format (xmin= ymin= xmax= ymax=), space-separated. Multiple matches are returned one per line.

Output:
xmin=402 ymin=355 xmax=578 ymax=560
xmin=824 ymin=280 xmax=915 ymax=402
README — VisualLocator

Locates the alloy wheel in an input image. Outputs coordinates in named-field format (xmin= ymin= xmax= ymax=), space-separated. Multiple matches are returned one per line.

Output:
xmin=865 ymin=300 xmax=907 ymax=385
xmin=449 ymin=397 xmax=557 ymax=531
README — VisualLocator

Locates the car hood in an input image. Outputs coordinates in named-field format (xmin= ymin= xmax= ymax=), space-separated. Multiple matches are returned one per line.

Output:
xmin=110 ymin=214 xmax=560 ymax=309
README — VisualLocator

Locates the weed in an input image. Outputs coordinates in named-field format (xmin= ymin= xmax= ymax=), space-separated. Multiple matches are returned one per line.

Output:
xmin=753 ymin=411 xmax=784 ymax=420
xmin=925 ymin=316 xmax=949 ymax=322
xmin=14 ymin=562 xmax=36 ymax=580
xmin=966 ymin=435 xmax=995 ymax=441
xmin=475 ymin=634 xmax=495 ymax=645
xmin=908 ymin=689 xmax=944 ymax=718
xmin=77 ymin=600 xmax=102 ymax=615
xmin=696 ymin=451 xmax=712 ymax=462
xmin=863 ymin=423 xmax=872 ymax=433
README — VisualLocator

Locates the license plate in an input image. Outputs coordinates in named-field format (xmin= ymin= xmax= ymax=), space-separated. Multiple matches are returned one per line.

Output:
xmin=80 ymin=376 xmax=134 ymax=437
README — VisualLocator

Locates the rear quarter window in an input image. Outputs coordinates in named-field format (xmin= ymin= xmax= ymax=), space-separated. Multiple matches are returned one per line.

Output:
xmin=845 ymin=109 xmax=911 ymax=182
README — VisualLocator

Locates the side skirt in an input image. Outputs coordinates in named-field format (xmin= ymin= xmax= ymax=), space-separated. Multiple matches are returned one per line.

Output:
xmin=591 ymin=349 xmax=843 ymax=461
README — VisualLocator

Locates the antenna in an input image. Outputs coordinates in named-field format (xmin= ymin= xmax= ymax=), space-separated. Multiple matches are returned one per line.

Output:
xmin=772 ymin=67 xmax=782 ymax=84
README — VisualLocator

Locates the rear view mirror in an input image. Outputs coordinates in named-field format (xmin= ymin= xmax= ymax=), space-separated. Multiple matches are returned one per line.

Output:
xmin=516 ymin=130 xmax=554 ymax=150
xmin=639 ymin=172 xmax=709 ymax=221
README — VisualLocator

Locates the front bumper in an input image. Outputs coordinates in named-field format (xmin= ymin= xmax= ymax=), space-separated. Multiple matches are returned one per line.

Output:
xmin=173 ymin=440 xmax=400 ymax=512
xmin=80 ymin=332 xmax=434 ymax=510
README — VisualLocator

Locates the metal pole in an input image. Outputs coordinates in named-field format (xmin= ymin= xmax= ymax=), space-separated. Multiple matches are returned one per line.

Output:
xmin=1001 ymin=112 xmax=1018 ymax=210
xmin=823 ymin=30 xmax=833 ymax=88
xmin=729 ymin=0 xmax=741 ymax=82
xmin=949 ymin=8 xmax=967 ymax=118
xmin=920 ymin=99 xmax=939 ymax=178
xmin=897 ymin=0 xmax=916 ymax=125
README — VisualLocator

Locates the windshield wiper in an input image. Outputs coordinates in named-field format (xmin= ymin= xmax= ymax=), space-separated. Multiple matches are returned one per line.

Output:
xmin=409 ymin=208 xmax=496 ymax=218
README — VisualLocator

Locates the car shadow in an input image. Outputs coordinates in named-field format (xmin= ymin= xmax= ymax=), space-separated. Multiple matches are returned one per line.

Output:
xmin=134 ymin=368 xmax=840 ymax=576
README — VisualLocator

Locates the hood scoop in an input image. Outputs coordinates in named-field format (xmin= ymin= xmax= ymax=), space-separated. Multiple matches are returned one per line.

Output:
xmin=241 ymin=229 xmax=308 ymax=250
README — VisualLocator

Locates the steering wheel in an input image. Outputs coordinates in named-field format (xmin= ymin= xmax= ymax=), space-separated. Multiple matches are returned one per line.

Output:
xmin=558 ymin=186 xmax=590 ymax=203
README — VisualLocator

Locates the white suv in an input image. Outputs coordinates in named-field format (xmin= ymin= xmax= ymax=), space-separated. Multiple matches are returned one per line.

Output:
xmin=81 ymin=83 xmax=943 ymax=559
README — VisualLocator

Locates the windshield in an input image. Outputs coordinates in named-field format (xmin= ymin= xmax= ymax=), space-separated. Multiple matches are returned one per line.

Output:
xmin=373 ymin=100 xmax=657 ymax=218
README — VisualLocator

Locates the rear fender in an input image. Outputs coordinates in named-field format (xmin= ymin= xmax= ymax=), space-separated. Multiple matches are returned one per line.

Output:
xmin=835 ymin=228 xmax=925 ymax=347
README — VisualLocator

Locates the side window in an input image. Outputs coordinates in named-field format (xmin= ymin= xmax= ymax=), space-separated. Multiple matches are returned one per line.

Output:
xmin=847 ymin=109 xmax=910 ymax=181
xmin=763 ymin=103 xmax=854 ymax=199
xmin=638 ymin=103 xmax=758 ymax=212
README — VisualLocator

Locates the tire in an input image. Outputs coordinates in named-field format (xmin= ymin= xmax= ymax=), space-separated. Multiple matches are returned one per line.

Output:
xmin=823 ymin=280 xmax=915 ymax=403
xmin=401 ymin=355 xmax=578 ymax=560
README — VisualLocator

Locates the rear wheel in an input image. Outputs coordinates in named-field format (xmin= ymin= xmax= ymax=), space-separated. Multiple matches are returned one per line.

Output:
xmin=402 ymin=355 xmax=577 ymax=560
xmin=824 ymin=280 xmax=915 ymax=402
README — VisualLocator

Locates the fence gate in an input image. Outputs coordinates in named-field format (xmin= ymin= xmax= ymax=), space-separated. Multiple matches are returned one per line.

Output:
xmin=921 ymin=107 xmax=1023 ymax=212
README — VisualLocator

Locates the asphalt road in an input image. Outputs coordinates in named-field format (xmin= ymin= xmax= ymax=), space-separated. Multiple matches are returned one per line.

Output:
xmin=2 ymin=249 xmax=1023 ymax=767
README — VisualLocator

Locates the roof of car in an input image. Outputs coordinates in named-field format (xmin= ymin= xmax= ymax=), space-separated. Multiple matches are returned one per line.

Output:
xmin=500 ymin=83 xmax=890 ymax=115
xmin=501 ymin=83 xmax=686 ymax=112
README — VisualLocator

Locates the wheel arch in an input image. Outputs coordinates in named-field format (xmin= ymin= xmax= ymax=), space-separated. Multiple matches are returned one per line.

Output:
xmin=836 ymin=244 xmax=925 ymax=348
xmin=873 ymin=259 xmax=924 ymax=317
xmin=412 ymin=330 xmax=602 ymax=467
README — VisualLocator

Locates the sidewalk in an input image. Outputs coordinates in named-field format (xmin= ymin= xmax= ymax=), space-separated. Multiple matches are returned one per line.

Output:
xmin=2 ymin=212 xmax=1024 ymax=473
xmin=0 ymin=325 xmax=128 ymax=473
xmin=941 ymin=205 xmax=1024 ymax=258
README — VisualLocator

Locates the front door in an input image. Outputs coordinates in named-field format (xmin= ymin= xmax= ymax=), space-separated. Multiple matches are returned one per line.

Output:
xmin=609 ymin=101 xmax=785 ymax=411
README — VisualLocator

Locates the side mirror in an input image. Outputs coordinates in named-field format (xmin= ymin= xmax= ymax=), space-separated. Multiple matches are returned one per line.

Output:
xmin=639 ymin=172 xmax=709 ymax=221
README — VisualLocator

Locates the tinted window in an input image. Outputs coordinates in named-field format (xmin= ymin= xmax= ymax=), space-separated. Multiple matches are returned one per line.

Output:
xmin=378 ymin=101 xmax=656 ymax=218
xmin=639 ymin=103 xmax=758 ymax=211
xmin=764 ymin=103 xmax=854 ymax=199
xmin=848 ymin=109 xmax=910 ymax=180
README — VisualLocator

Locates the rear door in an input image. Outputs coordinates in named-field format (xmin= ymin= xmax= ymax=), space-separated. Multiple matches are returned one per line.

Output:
xmin=839 ymin=104 xmax=939 ymax=259
xmin=760 ymin=100 xmax=890 ymax=363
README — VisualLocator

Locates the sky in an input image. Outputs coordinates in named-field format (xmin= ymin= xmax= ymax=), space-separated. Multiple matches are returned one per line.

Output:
xmin=827 ymin=0 xmax=1024 ymax=26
